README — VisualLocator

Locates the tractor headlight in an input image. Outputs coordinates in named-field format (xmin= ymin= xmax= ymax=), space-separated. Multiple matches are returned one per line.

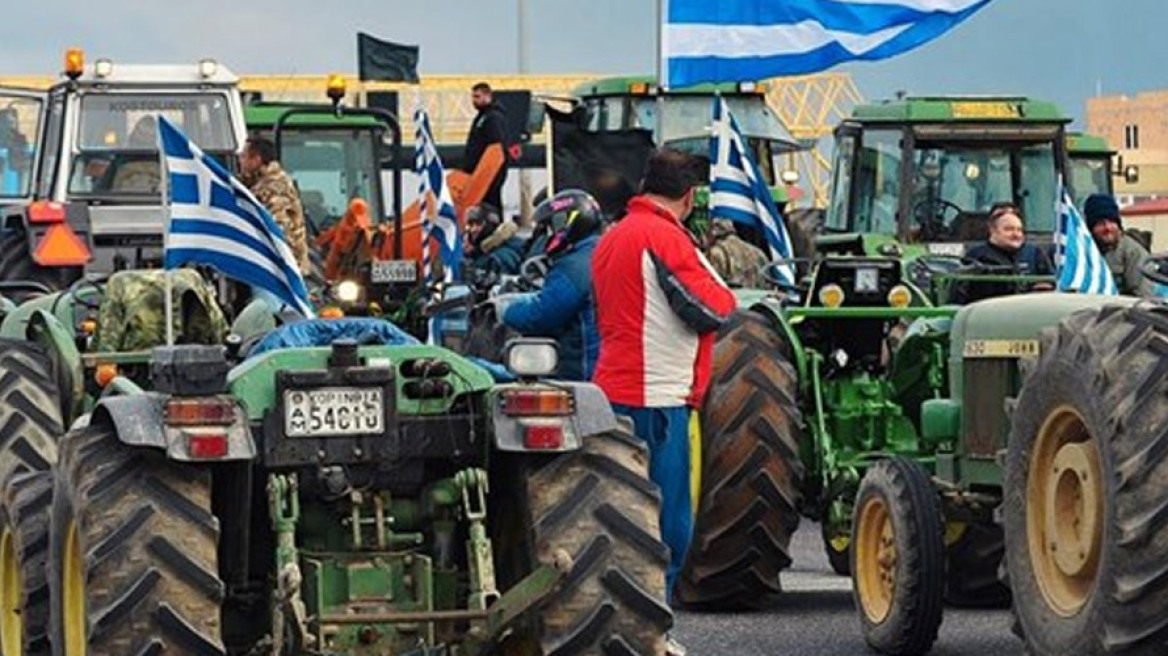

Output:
xmin=335 ymin=280 xmax=361 ymax=303
xmin=887 ymin=285 xmax=912 ymax=308
xmin=818 ymin=283 xmax=845 ymax=308
xmin=505 ymin=339 xmax=559 ymax=378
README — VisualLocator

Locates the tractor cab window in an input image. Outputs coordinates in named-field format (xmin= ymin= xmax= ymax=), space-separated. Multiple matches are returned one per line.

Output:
xmin=1070 ymin=154 xmax=1112 ymax=208
xmin=854 ymin=130 xmax=903 ymax=235
xmin=278 ymin=128 xmax=382 ymax=234
xmin=0 ymin=93 xmax=43 ymax=199
xmin=826 ymin=133 xmax=857 ymax=231
xmin=907 ymin=142 xmax=1057 ymax=242
xmin=68 ymin=92 xmax=237 ymax=197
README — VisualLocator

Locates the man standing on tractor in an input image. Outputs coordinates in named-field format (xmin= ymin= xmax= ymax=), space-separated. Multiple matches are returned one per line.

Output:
xmin=591 ymin=149 xmax=736 ymax=620
xmin=1083 ymin=193 xmax=1154 ymax=297
xmin=705 ymin=218 xmax=770 ymax=288
xmin=238 ymin=135 xmax=311 ymax=275
xmin=464 ymin=82 xmax=509 ymax=213
xmin=501 ymin=190 xmax=604 ymax=381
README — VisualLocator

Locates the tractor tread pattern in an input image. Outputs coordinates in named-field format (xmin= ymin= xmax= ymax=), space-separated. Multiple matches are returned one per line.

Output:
xmin=1005 ymin=302 xmax=1168 ymax=655
xmin=528 ymin=427 xmax=671 ymax=656
xmin=50 ymin=424 xmax=225 ymax=656
xmin=676 ymin=311 xmax=804 ymax=607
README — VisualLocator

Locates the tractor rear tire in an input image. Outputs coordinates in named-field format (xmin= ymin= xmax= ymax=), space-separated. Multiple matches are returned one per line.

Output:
xmin=1005 ymin=303 xmax=1168 ymax=656
xmin=48 ymin=423 xmax=225 ymax=656
xmin=0 ymin=471 xmax=52 ymax=656
xmin=0 ymin=339 xmax=63 ymax=483
xmin=852 ymin=457 xmax=946 ymax=656
xmin=523 ymin=426 xmax=672 ymax=656
xmin=0 ymin=228 xmax=75 ymax=297
xmin=675 ymin=310 xmax=804 ymax=607
xmin=944 ymin=522 xmax=1010 ymax=608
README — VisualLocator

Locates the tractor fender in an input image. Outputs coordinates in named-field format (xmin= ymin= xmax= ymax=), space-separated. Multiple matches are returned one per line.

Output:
xmin=490 ymin=381 xmax=618 ymax=453
xmin=746 ymin=298 xmax=809 ymax=382
xmin=91 ymin=393 xmax=256 ymax=462
xmin=24 ymin=308 xmax=84 ymax=426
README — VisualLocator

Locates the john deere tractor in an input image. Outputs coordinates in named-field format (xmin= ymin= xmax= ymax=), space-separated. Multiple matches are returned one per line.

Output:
xmin=0 ymin=266 xmax=672 ymax=656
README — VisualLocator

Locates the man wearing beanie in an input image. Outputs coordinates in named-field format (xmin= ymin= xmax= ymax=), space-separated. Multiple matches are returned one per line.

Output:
xmin=1083 ymin=193 xmax=1154 ymax=296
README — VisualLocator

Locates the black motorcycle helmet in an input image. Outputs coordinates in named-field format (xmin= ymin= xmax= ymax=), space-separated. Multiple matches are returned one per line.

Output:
xmin=532 ymin=189 xmax=603 ymax=256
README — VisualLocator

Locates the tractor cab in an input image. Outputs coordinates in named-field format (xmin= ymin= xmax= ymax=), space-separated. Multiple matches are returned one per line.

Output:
xmin=1066 ymin=131 xmax=1115 ymax=208
xmin=823 ymin=96 xmax=1072 ymax=258
xmin=0 ymin=49 xmax=248 ymax=288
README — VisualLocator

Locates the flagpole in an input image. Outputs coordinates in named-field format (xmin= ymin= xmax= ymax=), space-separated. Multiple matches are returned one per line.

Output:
xmin=656 ymin=0 xmax=667 ymax=145
xmin=157 ymin=123 xmax=175 ymax=346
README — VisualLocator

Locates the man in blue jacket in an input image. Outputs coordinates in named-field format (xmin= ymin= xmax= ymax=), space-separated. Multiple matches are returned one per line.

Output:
xmin=502 ymin=190 xmax=603 ymax=381
xmin=464 ymin=203 xmax=525 ymax=277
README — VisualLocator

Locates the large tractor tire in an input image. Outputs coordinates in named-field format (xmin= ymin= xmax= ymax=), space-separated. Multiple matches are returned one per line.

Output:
xmin=675 ymin=310 xmax=804 ymax=607
xmin=1004 ymin=303 xmax=1168 ymax=656
xmin=48 ymin=423 xmax=225 ymax=656
xmin=944 ymin=522 xmax=1010 ymax=608
xmin=0 ymin=471 xmax=52 ymax=656
xmin=521 ymin=426 xmax=672 ymax=656
xmin=0 ymin=340 xmax=63 ymax=483
xmin=852 ymin=457 xmax=946 ymax=656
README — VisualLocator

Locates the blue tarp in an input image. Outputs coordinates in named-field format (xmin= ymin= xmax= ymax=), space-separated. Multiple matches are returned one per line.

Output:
xmin=248 ymin=317 xmax=419 ymax=357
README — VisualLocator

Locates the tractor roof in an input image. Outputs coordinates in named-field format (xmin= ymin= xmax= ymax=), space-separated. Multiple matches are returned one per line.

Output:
xmin=1067 ymin=131 xmax=1113 ymax=155
xmin=572 ymin=75 xmax=766 ymax=98
xmin=243 ymin=103 xmax=385 ymax=129
xmin=850 ymin=95 xmax=1071 ymax=124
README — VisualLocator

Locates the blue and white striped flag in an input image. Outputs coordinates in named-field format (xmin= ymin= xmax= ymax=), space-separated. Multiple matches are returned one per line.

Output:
xmin=414 ymin=108 xmax=462 ymax=283
xmin=1054 ymin=182 xmax=1117 ymax=295
xmin=710 ymin=97 xmax=797 ymax=288
xmin=157 ymin=117 xmax=315 ymax=317
xmin=663 ymin=0 xmax=994 ymax=88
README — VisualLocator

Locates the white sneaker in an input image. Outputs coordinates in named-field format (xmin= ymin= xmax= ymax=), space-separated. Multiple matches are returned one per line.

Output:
xmin=665 ymin=634 xmax=688 ymax=656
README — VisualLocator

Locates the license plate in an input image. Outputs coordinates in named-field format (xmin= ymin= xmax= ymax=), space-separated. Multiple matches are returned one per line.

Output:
xmin=371 ymin=259 xmax=417 ymax=284
xmin=284 ymin=387 xmax=384 ymax=437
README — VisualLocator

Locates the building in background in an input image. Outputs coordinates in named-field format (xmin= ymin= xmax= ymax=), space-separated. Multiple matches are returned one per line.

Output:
xmin=1087 ymin=89 xmax=1168 ymax=204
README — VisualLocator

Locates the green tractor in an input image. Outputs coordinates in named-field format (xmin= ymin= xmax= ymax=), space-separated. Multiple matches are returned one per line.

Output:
xmin=542 ymin=75 xmax=804 ymax=234
xmin=675 ymin=95 xmax=1080 ymax=608
xmin=0 ymin=269 xmax=672 ymax=656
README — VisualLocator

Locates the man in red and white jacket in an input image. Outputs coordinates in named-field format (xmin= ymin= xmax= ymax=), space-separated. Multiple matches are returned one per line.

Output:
xmin=592 ymin=149 xmax=736 ymax=603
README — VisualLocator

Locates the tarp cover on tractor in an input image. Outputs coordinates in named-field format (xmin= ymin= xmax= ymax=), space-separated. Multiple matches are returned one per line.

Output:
xmin=549 ymin=106 xmax=654 ymax=221
xmin=248 ymin=317 xmax=418 ymax=357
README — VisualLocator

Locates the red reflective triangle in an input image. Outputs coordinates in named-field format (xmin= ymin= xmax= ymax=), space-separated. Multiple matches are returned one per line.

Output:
xmin=33 ymin=224 xmax=92 ymax=266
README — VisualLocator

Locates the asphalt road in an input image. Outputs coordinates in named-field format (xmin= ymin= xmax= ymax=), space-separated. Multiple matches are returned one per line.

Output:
xmin=672 ymin=522 xmax=1023 ymax=656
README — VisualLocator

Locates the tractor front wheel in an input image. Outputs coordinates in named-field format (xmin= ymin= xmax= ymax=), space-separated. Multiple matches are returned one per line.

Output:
xmin=48 ymin=423 xmax=225 ymax=656
xmin=0 ymin=471 xmax=52 ymax=656
xmin=852 ymin=457 xmax=945 ymax=656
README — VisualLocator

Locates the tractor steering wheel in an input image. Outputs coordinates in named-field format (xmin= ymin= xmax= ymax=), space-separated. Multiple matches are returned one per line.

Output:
xmin=911 ymin=199 xmax=963 ymax=241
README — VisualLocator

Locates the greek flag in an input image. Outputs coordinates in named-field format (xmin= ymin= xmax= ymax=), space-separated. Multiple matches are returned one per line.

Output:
xmin=1054 ymin=183 xmax=1117 ymax=295
xmin=710 ymin=97 xmax=796 ymax=287
xmin=157 ymin=117 xmax=315 ymax=317
xmin=414 ymin=108 xmax=461 ymax=282
xmin=663 ymin=0 xmax=994 ymax=88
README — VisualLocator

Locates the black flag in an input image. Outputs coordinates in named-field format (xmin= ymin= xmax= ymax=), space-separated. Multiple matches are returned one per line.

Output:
xmin=357 ymin=32 xmax=420 ymax=83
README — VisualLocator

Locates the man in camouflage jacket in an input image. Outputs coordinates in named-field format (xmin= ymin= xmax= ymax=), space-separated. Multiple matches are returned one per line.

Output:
xmin=239 ymin=136 xmax=310 ymax=274
xmin=705 ymin=218 xmax=770 ymax=288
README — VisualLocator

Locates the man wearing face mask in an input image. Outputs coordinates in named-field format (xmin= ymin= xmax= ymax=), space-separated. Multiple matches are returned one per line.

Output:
xmin=591 ymin=149 xmax=735 ymax=626
xmin=1083 ymin=193 xmax=1154 ymax=297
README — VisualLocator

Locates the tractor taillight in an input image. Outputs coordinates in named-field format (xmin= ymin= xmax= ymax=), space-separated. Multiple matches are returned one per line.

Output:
xmin=502 ymin=389 xmax=574 ymax=416
xmin=27 ymin=201 xmax=66 ymax=223
xmin=165 ymin=397 xmax=237 ymax=426
xmin=523 ymin=424 xmax=564 ymax=450
xmin=187 ymin=433 xmax=229 ymax=459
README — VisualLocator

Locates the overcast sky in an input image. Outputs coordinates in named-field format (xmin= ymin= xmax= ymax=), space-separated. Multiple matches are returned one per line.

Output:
xmin=2 ymin=0 xmax=1164 ymax=125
